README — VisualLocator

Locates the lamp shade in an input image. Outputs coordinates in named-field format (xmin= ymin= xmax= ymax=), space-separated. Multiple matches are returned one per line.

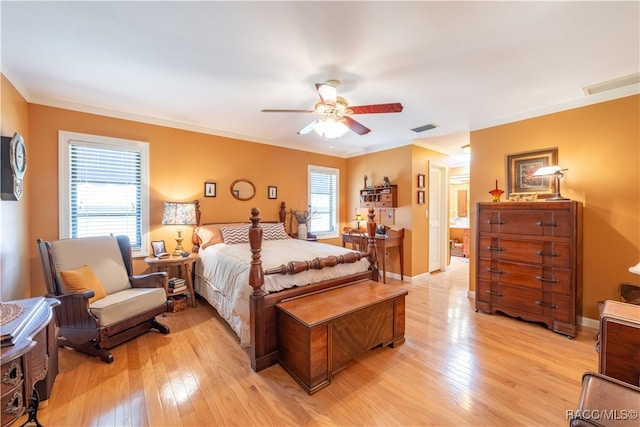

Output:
xmin=162 ymin=202 xmax=197 ymax=226
xmin=533 ymin=165 xmax=564 ymax=176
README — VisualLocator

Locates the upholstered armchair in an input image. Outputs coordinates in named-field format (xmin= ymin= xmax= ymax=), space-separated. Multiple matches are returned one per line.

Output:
xmin=37 ymin=235 xmax=171 ymax=363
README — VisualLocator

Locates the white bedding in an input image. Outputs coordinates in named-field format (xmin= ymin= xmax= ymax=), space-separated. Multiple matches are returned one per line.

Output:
xmin=194 ymin=239 xmax=370 ymax=346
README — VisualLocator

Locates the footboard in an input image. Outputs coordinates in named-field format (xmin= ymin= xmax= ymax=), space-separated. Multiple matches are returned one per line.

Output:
xmin=248 ymin=207 xmax=379 ymax=372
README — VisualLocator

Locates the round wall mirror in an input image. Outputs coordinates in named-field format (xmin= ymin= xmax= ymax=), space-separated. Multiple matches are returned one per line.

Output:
xmin=230 ymin=179 xmax=256 ymax=201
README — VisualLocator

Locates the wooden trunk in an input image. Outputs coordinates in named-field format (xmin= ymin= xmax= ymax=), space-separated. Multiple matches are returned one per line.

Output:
xmin=276 ymin=280 xmax=407 ymax=394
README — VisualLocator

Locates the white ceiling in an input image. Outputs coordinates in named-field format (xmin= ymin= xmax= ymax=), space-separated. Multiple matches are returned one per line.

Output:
xmin=2 ymin=1 xmax=638 ymax=165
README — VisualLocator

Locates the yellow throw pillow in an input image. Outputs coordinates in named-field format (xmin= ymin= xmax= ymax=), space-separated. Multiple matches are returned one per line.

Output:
xmin=60 ymin=265 xmax=107 ymax=304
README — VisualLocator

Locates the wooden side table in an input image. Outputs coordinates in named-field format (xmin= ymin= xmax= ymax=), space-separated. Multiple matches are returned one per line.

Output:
xmin=144 ymin=253 xmax=199 ymax=307
xmin=1 ymin=297 xmax=59 ymax=427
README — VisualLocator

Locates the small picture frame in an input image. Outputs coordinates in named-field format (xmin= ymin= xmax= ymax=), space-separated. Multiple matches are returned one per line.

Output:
xmin=417 ymin=174 xmax=425 ymax=188
xmin=151 ymin=240 xmax=167 ymax=257
xmin=418 ymin=190 xmax=425 ymax=205
xmin=204 ymin=182 xmax=216 ymax=197
xmin=268 ymin=186 xmax=277 ymax=199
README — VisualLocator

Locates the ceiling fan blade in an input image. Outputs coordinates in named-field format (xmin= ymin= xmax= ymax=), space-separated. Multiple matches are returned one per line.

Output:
xmin=297 ymin=120 xmax=319 ymax=135
xmin=315 ymin=82 xmax=337 ymax=106
xmin=261 ymin=109 xmax=314 ymax=113
xmin=349 ymin=103 xmax=404 ymax=114
xmin=343 ymin=116 xmax=371 ymax=135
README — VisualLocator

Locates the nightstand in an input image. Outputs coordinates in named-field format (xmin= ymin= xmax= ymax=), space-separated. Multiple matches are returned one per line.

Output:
xmin=144 ymin=253 xmax=199 ymax=307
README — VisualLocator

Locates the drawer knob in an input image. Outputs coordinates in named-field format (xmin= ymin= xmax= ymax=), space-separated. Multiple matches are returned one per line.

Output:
xmin=535 ymin=275 xmax=560 ymax=283
xmin=486 ymin=290 xmax=504 ymax=296
xmin=486 ymin=268 xmax=504 ymax=274
xmin=486 ymin=246 xmax=505 ymax=251
xmin=536 ymin=221 xmax=559 ymax=227
xmin=487 ymin=220 xmax=505 ymax=225
xmin=535 ymin=300 xmax=559 ymax=309
xmin=536 ymin=250 xmax=559 ymax=257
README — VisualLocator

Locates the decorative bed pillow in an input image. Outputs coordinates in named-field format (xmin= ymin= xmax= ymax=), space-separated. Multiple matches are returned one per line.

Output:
xmin=196 ymin=223 xmax=243 ymax=249
xmin=59 ymin=264 xmax=107 ymax=303
xmin=220 ymin=224 xmax=251 ymax=244
xmin=261 ymin=222 xmax=289 ymax=240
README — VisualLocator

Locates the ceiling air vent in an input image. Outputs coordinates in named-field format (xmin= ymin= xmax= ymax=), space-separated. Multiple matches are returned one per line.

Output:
xmin=411 ymin=123 xmax=438 ymax=133
xmin=582 ymin=73 xmax=640 ymax=95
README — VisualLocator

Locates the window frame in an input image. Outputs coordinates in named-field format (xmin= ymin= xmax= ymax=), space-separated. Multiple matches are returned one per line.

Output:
xmin=307 ymin=164 xmax=339 ymax=239
xmin=58 ymin=131 xmax=150 ymax=257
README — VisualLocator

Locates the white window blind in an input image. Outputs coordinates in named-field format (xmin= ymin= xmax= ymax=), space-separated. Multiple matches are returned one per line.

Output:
xmin=59 ymin=131 xmax=149 ymax=256
xmin=308 ymin=165 xmax=338 ymax=238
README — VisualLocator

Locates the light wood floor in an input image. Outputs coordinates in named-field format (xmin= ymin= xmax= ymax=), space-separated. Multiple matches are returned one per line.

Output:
xmin=26 ymin=257 xmax=598 ymax=426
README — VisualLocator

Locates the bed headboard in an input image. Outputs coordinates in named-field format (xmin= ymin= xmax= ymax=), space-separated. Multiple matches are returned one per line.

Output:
xmin=191 ymin=201 xmax=289 ymax=252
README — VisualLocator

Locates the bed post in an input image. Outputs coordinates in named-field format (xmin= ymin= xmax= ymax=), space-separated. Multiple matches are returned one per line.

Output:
xmin=191 ymin=200 xmax=201 ymax=252
xmin=248 ymin=207 xmax=267 ymax=371
xmin=366 ymin=207 xmax=380 ymax=281
xmin=279 ymin=201 xmax=287 ymax=223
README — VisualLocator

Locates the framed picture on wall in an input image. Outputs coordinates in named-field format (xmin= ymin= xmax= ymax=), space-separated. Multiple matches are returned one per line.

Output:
xmin=204 ymin=182 xmax=216 ymax=197
xmin=507 ymin=148 xmax=558 ymax=198
xmin=417 ymin=174 xmax=425 ymax=188
xmin=268 ymin=186 xmax=277 ymax=199
xmin=417 ymin=190 xmax=425 ymax=205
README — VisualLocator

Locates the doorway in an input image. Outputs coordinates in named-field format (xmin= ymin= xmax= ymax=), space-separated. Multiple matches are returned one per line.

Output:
xmin=428 ymin=161 xmax=448 ymax=272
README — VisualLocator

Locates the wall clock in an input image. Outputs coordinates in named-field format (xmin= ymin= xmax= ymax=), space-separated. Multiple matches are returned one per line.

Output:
xmin=1 ymin=132 xmax=27 ymax=200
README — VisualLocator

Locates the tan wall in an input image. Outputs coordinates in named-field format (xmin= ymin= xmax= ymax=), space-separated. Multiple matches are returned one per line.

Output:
xmin=26 ymin=104 xmax=348 ymax=297
xmin=470 ymin=95 xmax=640 ymax=321
xmin=346 ymin=145 xmax=447 ymax=278
xmin=1 ymin=75 xmax=31 ymax=301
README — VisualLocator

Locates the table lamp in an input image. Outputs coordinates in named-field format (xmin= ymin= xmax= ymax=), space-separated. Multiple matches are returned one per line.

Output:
xmin=162 ymin=201 xmax=197 ymax=255
xmin=533 ymin=166 xmax=569 ymax=201
xmin=354 ymin=213 xmax=363 ymax=230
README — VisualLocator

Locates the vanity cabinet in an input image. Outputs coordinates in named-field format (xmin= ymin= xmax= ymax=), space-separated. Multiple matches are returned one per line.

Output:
xmin=475 ymin=201 xmax=582 ymax=337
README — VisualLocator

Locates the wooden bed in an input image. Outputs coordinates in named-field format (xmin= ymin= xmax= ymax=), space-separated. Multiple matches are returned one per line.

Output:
xmin=191 ymin=201 xmax=379 ymax=372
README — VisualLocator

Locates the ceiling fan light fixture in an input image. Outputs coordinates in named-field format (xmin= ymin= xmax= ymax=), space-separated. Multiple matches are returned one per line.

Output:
xmin=313 ymin=117 xmax=349 ymax=139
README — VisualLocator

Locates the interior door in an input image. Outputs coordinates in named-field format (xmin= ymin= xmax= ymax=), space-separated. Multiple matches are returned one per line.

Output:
xmin=429 ymin=162 xmax=448 ymax=272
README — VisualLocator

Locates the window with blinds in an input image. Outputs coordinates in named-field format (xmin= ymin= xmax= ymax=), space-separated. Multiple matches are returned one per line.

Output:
xmin=59 ymin=131 xmax=150 ymax=256
xmin=308 ymin=165 xmax=339 ymax=237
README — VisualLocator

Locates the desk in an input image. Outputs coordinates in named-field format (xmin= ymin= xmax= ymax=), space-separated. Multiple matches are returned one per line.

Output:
xmin=144 ymin=253 xmax=199 ymax=307
xmin=342 ymin=229 xmax=404 ymax=283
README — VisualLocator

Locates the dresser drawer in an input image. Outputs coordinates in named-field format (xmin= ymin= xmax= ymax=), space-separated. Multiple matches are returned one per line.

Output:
xmin=496 ymin=284 xmax=543 ymax=316
xmin=478 ymin=210 xmax=572 ymax=237
xmin=496 ymin=262 xmax=543 ymax=289
xmin=486 ymin=238 xmax=571 ymax=268
xmin=1 ymin=381 xmax=25 ymax=426
xmin=0 ymin=360 xmax=23 ymax=395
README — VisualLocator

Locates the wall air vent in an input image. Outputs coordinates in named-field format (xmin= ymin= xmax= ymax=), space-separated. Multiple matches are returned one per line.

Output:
xmin=582 ymin=73 xmax=640 ymax=95
xmin=411 ymin=123 xmax=438 ymax=133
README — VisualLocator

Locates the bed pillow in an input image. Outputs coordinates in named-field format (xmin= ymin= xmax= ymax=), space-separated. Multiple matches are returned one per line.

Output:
xmin=196 ymin=223 xmax=243 ymax=249
xmin=220 ymin=224 xmax=251 ymax=244
xmin=261 ymin=222 xmax=289 ymax=240
xmin=59 ymin=264 xmax=107 ymax=304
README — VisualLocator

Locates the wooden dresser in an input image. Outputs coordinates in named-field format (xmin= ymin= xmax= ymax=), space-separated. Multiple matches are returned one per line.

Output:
xmin=1 ymin=297 xmax=59 ymax=427
xmin=598 ymin=300 xmax=640 ymax=386
xmin=475 ymin=201 xmax=583 ymax=337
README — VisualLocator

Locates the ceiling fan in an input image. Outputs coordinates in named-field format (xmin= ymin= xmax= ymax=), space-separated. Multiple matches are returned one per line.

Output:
xmin=261 ymin=80 xmax=403 ymax=138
